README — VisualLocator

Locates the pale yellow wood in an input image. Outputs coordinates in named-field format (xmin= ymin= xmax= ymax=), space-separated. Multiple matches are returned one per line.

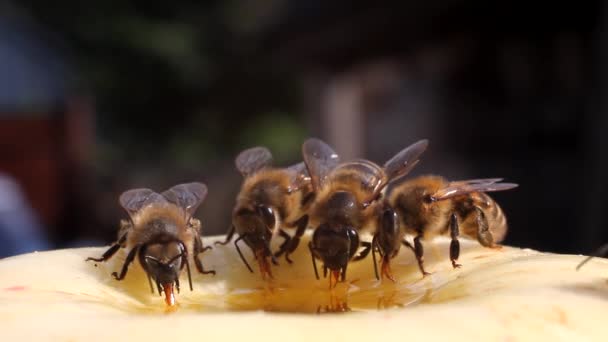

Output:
xmin=0 ymin=234 xmax=607 ymax=341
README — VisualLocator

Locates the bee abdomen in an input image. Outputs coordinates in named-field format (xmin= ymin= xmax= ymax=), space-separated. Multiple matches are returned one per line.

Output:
xmin=461 ymin=194 xmax=508 ymax=244
xmin=484 ymin=200 xmax=508 ymax=243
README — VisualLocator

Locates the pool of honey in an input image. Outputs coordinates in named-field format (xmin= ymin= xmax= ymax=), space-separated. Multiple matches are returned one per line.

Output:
xmin=90 ymin=237 xmax=464 ymax=314
xmin=106 ymin=279 xmax=441 ymax=315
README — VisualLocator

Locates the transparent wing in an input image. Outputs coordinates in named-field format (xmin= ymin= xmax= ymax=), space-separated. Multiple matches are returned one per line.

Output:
xmin=162 ymin=182 xmax=208 ymax=220
xmin=285 ymin=161 xmax=312 ymax=191
xmin=333 ymin=159 xmax=386 ymax=196
xmin=450 ymin=178 xmax=504 ymax=185
xmin=383 ymin=139 xmax=428 ymax=183
xmin=235 ymin=147 xmax=273 ymax=177
xmin=302 ymin=138 xmax=340 ymax=191
xmin=119 ymin=188 xmax=166 ymax=218
xmin=431 ymin=179 xmax=518 ymax=201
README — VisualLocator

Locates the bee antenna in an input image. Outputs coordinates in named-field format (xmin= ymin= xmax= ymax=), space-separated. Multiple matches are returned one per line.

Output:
xmin=371 ymin=236 xmax=380 ymax=280
xmin=577 ymin=243 xmax=608 ymax=271
xmin=168 ymin=251 xmax=185 ymax=264
xmin=138 ymin=244 xmax=155 ymax=294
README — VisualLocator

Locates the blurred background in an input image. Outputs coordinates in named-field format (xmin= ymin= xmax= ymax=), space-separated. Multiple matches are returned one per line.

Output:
xmin=0 ymin=0 xmax=606 ymax=257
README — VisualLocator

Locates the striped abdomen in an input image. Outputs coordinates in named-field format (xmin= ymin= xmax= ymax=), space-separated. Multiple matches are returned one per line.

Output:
xmin=458 ymin=192 xmax=508 ymax=244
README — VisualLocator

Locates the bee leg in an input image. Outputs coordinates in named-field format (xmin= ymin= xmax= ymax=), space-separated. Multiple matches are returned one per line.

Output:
xmin=475 ymin=207 xmax=499 ymax=248
xmin=274 ymin=229 xmax=292 ymax=259
xmin=308 ymin=242 xmax=320 ymax=279
xmin=270 ymin=257 xmax=279 ymax=266
xmin=414 ymin=236 xmax=431 ymax=276
xmin=265 ymin=241 xmax=279 ymax=266
xmin=193 ymin=233 xmax=216 ymax=275
xmin=191 ymin=220 xmax=213 ymax=253
xmin=234 ymin=234 xmax=254 ymax=273
xmin=285 ymin=215 xmax=309 ymax=262
xmin=448 ymin=213 xmax=462 ymax=268
xmin=86 ymin=244 xmax=121 ymax=263
xmin=402 ymin=236 xmax=430 ymax=277
xmin=111 ymin=244 xmax=140 ymax=280
xmin=352 ymin=241 xmax=372 ymax=261
xmin=215 ymin=225 xmax=236 ymax=246
xmin=179 ymin=242 xmax=193 ymax=291
xmin=577 ymin=243 xmax=608 ymax=270
xmin=86 ymin=233 xmax=127 ymax=262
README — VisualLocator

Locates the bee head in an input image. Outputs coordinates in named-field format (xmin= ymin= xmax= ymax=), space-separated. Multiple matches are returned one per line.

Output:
xmin=139 ymin=238 xmax=188 ymax=306
xmin=310 ymin=223 xmax=359 ymax=275
xmin=233 ymin=205 xmax=276 ymax=253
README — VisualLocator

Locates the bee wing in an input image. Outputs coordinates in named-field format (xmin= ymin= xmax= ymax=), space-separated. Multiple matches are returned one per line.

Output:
xmin=334 ymin=159 xmax=386 ymax=196
xmin=285 ymin=161 xmax=312 ymax=191
xmin=119 ymin=188 xmax=166 ymax=218
xmin=302 ymin=138 xmax=340 ymax=191
xmin=235 ymin=147 xmax=273 ymax=177
xmin=450 ymin=178 xmax=504 ymax=185
xmin=431 ymin=180 xmax=518 ymax=201
xmin=383 ymin=139 xmax=429 ymax=183
xmin=357 ymin=139 xmax=429 ymax=204
xmin=162 ymin=182 xmax=208 ymax=220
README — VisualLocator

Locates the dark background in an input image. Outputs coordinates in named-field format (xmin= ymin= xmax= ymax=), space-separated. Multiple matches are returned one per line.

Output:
xmin=0 ymin=1 xmax=606 ymax=257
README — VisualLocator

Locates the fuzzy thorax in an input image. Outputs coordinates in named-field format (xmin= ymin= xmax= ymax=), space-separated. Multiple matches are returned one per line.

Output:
xmin=126 ymin=204 xmax=191 ymax=248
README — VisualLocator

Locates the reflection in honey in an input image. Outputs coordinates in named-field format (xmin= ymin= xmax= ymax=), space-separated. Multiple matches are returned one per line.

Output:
xmin=99 ymin=273 xmax=442 ymax=314
xmin=317 ymin=293 xmax=350 ymax=314
xmin=89 ymin=236 xmax=493 ymax=314
xmin=179 ymin=284 xmax=427 ymax=314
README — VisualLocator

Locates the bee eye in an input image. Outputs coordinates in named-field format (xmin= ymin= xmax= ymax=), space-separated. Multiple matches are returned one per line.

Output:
xmin=423 ymin=195 xmax=433 ymax=204
xmin=256 ymin=205 xmax=275 ymax=229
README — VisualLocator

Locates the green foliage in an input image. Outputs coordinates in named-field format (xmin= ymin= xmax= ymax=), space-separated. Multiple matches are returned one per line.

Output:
xmin=239 ymin=112 xmax=307 ymax=164
xmin=17 ymin=0 xmax=304 ymax=168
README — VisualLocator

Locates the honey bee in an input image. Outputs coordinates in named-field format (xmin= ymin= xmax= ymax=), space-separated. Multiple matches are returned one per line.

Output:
xmin=303 ymin=138 xmax=428 ymax=287
xmin=375 ymin=176 xmax=518 ymax=280
xmin=215 ymin=147 xmax=313 ymax=279
xmin=86 ymin=183 xmax=215 ymax=306
xmin=576 ymin=244 xmax=608 ymax=270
